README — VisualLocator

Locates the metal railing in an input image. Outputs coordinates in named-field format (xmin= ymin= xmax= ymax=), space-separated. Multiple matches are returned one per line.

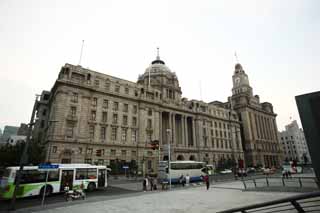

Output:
xmin=217 ymin=191 xmax=320 ymax=213
xmin=242 ymin=177 xmax=318 ymax=190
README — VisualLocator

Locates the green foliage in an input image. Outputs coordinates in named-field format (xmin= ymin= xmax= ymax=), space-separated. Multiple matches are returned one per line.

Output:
xmin=0 ymin=141 xmax=45 ymax=167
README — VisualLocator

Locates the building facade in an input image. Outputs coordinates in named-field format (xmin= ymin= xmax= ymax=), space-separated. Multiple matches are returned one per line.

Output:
xmin=36 ymin=55 xmax=245 ymax=174
xmin=279 ymin=120 xmax=311 ymax=163
xmin=1 ymin=125 xmax=19 ymax=143
xmin=228 ymin=63 xmax=283 ymax=168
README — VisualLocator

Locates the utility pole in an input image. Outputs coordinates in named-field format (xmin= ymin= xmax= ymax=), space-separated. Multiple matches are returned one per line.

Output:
xmin=10 ymin=95 xmax=39 ymax=210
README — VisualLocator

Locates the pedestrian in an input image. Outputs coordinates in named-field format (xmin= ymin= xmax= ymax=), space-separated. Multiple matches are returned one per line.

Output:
xmin=204 ymin=174 xmax=210 ymax=190
xmin=150 ymin=176 xmax=154 ymax=191
xmin=185 ymin=174 xmax=190 ymax=186
xmin=143 ymin=176 xmax=148 ymax=191
xmin=179 ymin=174 xmax=185 ymax=187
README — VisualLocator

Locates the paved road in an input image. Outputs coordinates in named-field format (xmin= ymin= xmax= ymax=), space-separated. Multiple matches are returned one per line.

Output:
xmin=0 ymin=186 xmax=139 ymax=212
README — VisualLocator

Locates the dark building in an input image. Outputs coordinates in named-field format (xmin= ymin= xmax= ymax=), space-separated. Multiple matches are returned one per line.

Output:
xmin=296 ymin=91 xmax=320 ymax=186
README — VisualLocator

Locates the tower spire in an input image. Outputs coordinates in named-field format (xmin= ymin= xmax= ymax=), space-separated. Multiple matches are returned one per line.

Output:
xmin=156 ymin=47 xmax=160 ymax=60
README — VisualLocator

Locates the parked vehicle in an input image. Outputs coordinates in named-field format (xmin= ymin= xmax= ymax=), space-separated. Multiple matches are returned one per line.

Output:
xmin=219 ymin=169 xmax=232 ymax=174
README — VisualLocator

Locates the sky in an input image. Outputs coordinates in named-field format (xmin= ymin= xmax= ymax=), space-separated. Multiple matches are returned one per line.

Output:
xmin=0 ymin=0 xmax=319 ymax=132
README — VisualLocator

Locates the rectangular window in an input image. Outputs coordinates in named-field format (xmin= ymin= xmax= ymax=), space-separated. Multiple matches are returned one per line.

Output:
xmin=103 ymin=99 xmax=108 ymax=109
xmin=133 ymin=105 xmax=137 ymax=114
xmin=111 ymin=149 xmax=116 ymax=156
xmin=79 ymin=147 xmax=83 ymax=154
xmin=147 ymin=132 xmax=152 ymax=141
xmin=131 ymin=150 xmax=137 ymax=156
xmin=92 ymin=97 xmax=97 ymax=107
xmin=125 ymin=87 xmax=129 ymax=94
xmin=100 ymin=127 xmax=106 ymax=140
xmin=123 ymin=104 xmax=129 ymax=112
xmin=132 ymin=130 xmax=137 ymax=143
xmin=132 ymin=117 xmax=137 ymax=126
xmin=66 ymin=125 xmax=74 ymax=138
xmin=52 ymin=146 xmax=57 ymax=153
xmin=113 ymin=102 xmax=119 ymax=111
xmin=211 ymin=138 xmax=215 ymax=148
xmin=214 ymin=122 xmax=217 ymax=128
xmin=72 ymin=93 xmax=78 ymax=103
xmin=211 ymin=129 xmax=214 ymax=136
xmin=102 ymin=112 xmax=108 ymax=123
xmin=105 ymin=81 xmax=110 ymax=90
xmin=89 ymin=125 xmax=95 ymax=139
xmin=94 ymin=80 xmax=100 ymax=87
xmin=147 ymin=119 xmax=152 ymax=128
xmin=71 ymin=106 xmax=77 ymax=117
xmin=123 ymin=115 xmax=128 ymax=125
xmin=115 ymin=85 xmax=120 ymax=93
xmin=91 ymin=110 xmax=96 ymax=121
xmin=148 ymin=108 xmax=152 ymax=116
xmin=113 ymin=113 xmax=118 ymax=124
xmin=111 ymin=127 xmax=117 ymax=140
xmin=86 ymin=148 xmax=93 ymax=155
xmin=121 ymin=128 xmax=127 ymax=142
xmin=121 ymin=150 xmax=126 ymax=156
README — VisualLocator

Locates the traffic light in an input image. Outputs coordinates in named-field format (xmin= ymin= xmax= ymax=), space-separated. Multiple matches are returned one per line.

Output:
xmin=96 ymin=149 xmax=102 ymax=157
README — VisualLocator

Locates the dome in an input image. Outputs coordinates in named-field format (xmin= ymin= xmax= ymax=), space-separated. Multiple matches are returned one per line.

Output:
xmin=235 ymin=63 xmax=243 ymax=70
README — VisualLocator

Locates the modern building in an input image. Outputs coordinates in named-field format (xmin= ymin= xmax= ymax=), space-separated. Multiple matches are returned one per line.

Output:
xmin=227 ymin=63 xmax=283 ymax=168
xmin=34 ymin=54 xmax=246 ymax=174
xmin=1 ymin=125 xmax=19 ymax=143
xmin=278 ymin=120 xmax=311 ymax=163
xmin=6 ymin=135 xmax=27 ymax=146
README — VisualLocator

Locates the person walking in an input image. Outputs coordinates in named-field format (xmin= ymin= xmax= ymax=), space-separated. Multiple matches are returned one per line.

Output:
xmin=185 ymin=174 xmax=190 ymax=187
xmin=204 ymin=174 xmax=210 ymax=190
xmin=179 ymin=174 xmax=185 ymax=187
xmin=149 ymin=177 xmax=154 ymax=191
xmin=143 ymin=176 xmax=149 ymax=192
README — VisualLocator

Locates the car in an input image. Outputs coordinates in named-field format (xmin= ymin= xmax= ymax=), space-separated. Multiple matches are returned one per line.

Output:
xmin=219 ymin=169 xmax=232 ymax=174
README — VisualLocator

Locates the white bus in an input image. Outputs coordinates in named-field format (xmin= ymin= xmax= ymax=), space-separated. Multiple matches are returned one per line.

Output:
xmin=0 ymin=164 xmax=108 ymax=199
xmin=158 ymin=161 xmax=208 ymax=183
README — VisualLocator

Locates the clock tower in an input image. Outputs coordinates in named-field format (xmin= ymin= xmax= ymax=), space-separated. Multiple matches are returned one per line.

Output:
xmin=232 ymin=63 xmax=253 ymax=97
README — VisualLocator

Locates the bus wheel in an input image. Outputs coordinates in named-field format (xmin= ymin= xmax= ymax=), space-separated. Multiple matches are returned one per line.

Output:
xmin=40 ymin=185 xmax=53 ymax=197
xmin=87 ymin=183 xmax=96 ymax=192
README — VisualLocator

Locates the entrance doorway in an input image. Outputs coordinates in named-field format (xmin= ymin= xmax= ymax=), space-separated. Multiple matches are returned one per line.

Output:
xmin=60 ymin=170 xmax=74 ymax=192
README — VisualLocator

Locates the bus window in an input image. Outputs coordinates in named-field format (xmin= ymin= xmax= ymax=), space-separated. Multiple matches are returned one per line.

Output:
xmin=88 ymin=168 xmax=97 ymax=179
xmin=48 ymin=171 xmax=59 ymax=181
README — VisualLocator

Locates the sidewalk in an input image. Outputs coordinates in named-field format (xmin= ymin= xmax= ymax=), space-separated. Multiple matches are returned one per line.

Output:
xmin=32 ymin=181 xmax=300 ymax=213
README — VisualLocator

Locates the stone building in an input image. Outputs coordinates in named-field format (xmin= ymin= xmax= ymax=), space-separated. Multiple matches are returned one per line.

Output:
xmin=278 ymin=120 xmax=311 ymax=163
xmin=228 ymin=63 xmax=283 ymax=167
xmin=36 ymin=54 xmax=245 ymax=174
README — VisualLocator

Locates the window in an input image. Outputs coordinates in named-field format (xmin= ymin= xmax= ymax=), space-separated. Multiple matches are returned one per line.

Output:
xmin=148 ymin=108 xmax=152 ymax=116
xmin=123 ymin=115 xmax=128 ymax=125
xmin=214 ymin=122 xmax=217 ymax=128
xmin=42 ymin=109 xmax=47 ymax=116
xmin=92 ymin=97 xmax=98 ymax=107
xmin=91 ymin=110 xmax=96 ymax=121
xmin=111 ymin=149 xmax=116 ymax=156
xmin=102 ymin=112 xmax=108 ymax=123
xmin=72 ymin=93 xmax=78 ymax=103
xmin=132 ymin=130 xmax=137 ymax=143
xmin=211 ymin=130 xmax=214 ymax=136
xmin=147 ymin=132 xmax=152 ymax=141
xmin=123 ymin=104 xmax=129 ymax=112
xmin=223 ymin=123 xmax=226 ymax=129
xmin=66 ymin=124 xmax=74 ymax=138
xmin=40 ymin=120 xmax=45 ymax=128
xmin=105 ymin=81 xmax=110 ymax=90
xmin=18 ymin=170 xmax=59 ymax=184
xmin=132 ymin=117 xmax=137 ymax=126
xmin=132 ymin=150 xmax=137 ymax=156
xmin=211 ymin=138 xmax=215 ymax=148
xmin=89 ymin=125 xmax=95 ymax=139
xmin=100 ymin=127 xmax=106 ymax=140
xmin=71 ymin=106 xmax=77 ymax=117
xmin=219 ymin=122 xmax=222 ymax=129
xmin=121 ymin=150 xmax=127 ymax=156
xmin=113 ymin=102 xmax=119 ymax=111
xmin=86 ymin=148 xmax=93 ymax=155
xmin=113 ymin=113 xmax=118 ymax=124
xmin=210 ymin=121 xmax=213 ymax=127
xmin=94 ymin=80 xmax=100 ymax=87
xmin=103 ymin=99 xmax=108 ymax=109
xmin=52 ymin=146 xmax=57 ymax=153
xmin=215 ymin=130 xmax=218 ymax=137
xmin=75 ymin=168 xmax=97 ymax=180
xmin=111 ymin=127 xmax=117 ymax=140
xmin=216 ymin=140 xmax=219 ymax=148
xmin=121 ymin=128 xmax=127 ymax=142
xmin=125 ymin=87 xmax=129 ymax=94
xmin=147 ymin=119 xmax=152 ymax=128
xmin=133 ymin=105 xmax=137 ymax=114
xmin=79 ymin=147 xmax=83 ymax=154
xmin=115 ymin=85 xmax=120 ymax=93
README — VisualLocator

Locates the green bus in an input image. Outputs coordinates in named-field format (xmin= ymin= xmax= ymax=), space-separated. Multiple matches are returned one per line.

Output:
xmin=0 ymin=164 xmax=108 ymax=199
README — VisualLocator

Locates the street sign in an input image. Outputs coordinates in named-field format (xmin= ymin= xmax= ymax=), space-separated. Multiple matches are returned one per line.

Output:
xmin=38 ymin=163 xmax=59 ymax=170
xmin=122 ymin=166 xmax=129 ymax=169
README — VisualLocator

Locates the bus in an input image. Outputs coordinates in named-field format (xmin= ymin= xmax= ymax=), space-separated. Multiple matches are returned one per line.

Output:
xmin=158 ymin=161 xmax=208 ymax=183
xmin=0 ymin=164 xmax=108 ymax=199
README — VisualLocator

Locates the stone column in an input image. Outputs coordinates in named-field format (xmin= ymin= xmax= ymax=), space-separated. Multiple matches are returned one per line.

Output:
xmin=185 ymin=116 xmax=189 ymax=147
xmin=172 ymin=113 xmax=176 ymax=145
xmin=181 ymin=115 xmax=185 ymax=148
xmin=192 ymin=117 xmax=196 ymax=147
xmin=168 ymin=112 xmax=172 ymax=144
xmin=159 ymin=111 xmax=162 ymax=145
